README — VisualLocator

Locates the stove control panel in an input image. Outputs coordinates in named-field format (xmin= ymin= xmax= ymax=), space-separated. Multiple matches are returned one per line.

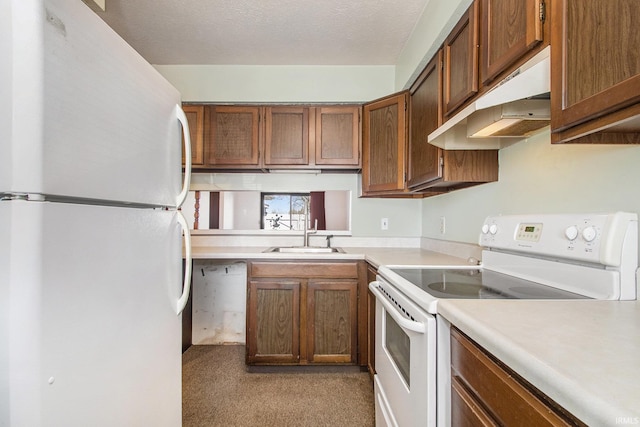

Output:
xmin=480 ymin=212 xmax=638 ymax=267
xmin=515 ymin=222 xmax=543 ymax=242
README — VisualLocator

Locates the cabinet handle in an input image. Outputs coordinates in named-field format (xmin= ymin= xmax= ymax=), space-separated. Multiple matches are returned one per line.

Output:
xmin=176 ymin=210 xmax=192 ymax=315
xmin=176 ymin=105 xmax=191 ymax=209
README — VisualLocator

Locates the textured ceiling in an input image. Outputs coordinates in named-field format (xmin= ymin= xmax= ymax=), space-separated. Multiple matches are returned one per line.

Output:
xmin=88 ymin=0 xmax=430 ymax=65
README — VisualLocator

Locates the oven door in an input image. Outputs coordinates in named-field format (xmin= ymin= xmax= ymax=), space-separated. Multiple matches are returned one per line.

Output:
xmin=370 ymin=280 xmax=437 ymax=427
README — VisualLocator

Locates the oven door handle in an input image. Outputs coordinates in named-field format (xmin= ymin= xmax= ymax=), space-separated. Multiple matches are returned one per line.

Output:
xmin=369 ymin=282 xmax=426 ymax=334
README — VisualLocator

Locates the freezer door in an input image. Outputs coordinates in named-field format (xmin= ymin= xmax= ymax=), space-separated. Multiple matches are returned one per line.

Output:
xmin=4 ymin=201 xmax=183 ymax=426
xmin=0 ymin=204 xmax=10 ymax=426
xmin=1 ymin=0 xmax=184 ymax=207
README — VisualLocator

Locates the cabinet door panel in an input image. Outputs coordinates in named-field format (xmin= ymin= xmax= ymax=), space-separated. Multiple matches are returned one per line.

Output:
xmin=451 ymin=376 xmax=498 ymax=427
xmin=409 ymin=52 xmax=443 ymax=188
xmin=307 ymin=281 xmax=358 ymax=364
xmin=205 ymin=106 xmax=260 ymax=166
xmin=362 ymin=93 xmax=408 ymax=193
xmin=551 ymin=0 xmax=640 ymax=132
xmin=182 ymin=105 xmax=205 ymax=167
xmin=481 ymin=0 xmax=543 ymax=85
xmin=247 ymin=281 xmax=300 ymax=364
xmin=265 ymin=107 xmax=309 ymax=165
xmin=444 ymin=1 xmax=479 ymax=116
xmin=315 ymin=106 xmax=361 ymax=166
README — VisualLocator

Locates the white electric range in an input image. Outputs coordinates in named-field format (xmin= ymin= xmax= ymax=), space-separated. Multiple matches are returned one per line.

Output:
xmin=369 ymin=212 xmax=638 ymax=427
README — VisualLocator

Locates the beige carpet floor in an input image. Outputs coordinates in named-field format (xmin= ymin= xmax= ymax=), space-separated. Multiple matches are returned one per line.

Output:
xmin=182 ymin=345 xmax=375 ymax=427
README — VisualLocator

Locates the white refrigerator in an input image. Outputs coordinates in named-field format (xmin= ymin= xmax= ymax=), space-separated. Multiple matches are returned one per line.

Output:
xmin=1 ymin=0 xmax=192 ymax=426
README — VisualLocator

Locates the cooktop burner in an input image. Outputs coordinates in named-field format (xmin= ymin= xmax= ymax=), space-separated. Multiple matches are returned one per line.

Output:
xmin=388 ymin=268 xmax=588 ymax=300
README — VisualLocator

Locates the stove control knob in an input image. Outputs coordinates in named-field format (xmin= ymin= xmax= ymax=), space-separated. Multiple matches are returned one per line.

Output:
xmin=582 ymin=226 xmax=597 ymax=242
xmin=481 ymin=224 xmax=489 ymax=234
xmin=489 ymin=224 xmax=498 ymax=235
xmin=564 ymin=225 xmax=579 ymax=241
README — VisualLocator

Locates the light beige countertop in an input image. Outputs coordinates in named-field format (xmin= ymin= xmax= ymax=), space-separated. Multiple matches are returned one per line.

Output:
xmin=438 ymin=299 xmax=640 ymax=426
xmin=189 ymin=245 xmax=473 ymax=268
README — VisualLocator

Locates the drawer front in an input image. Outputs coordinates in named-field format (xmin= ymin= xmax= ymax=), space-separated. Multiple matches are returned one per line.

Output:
xmin=250 ymin=262 xmax=359 ymax=279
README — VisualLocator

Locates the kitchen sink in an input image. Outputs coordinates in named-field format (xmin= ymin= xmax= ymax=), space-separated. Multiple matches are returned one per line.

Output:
xmin=264 ymin=246 xmax=345 ymax=254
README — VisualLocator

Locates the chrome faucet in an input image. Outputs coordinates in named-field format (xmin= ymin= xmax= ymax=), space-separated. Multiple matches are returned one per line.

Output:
xmin=304 ymin=218 xmax=317 ymax=247
xmin=303 ymin=197 xmax=317 ymax=247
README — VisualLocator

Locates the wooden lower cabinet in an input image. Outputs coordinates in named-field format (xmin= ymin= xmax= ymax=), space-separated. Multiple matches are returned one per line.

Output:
xmin=451 ymin=328 xmax=586 ymax=426
xmin=247 ymin=280 xmax=301 ymax=364
xmin=307 ymin=280 xmax=358 ymax=363
xmin=246 ymin=261 xmax=366 ymax=366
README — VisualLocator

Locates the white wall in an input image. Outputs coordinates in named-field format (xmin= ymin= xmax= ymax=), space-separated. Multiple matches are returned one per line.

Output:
xmin=421 ymin=130 xmax=640 ymax=243
xmin=155 ymin=65 xmax=395 ymax=103
xmin=227 ymin=191 xmax=261 ymax=230
xmin=325 ymin=190 xmax=350 ymax=230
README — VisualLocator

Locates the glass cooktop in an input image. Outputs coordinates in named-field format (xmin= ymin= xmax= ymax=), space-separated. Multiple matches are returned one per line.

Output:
xmin=388 ymin=268 xmax=589 ymax=300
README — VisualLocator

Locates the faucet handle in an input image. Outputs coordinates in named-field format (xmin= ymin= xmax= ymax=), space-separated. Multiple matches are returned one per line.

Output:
xmin=326 ymin=234 xmax=334 ymax=248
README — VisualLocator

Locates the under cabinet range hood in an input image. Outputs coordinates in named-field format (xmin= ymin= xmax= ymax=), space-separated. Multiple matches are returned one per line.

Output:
xmin=429 ymin=46 xmax=551 ymax=150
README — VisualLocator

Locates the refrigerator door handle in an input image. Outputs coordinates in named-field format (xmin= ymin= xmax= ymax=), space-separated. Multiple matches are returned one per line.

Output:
xmin=176 ymin=210 xmax=192 ymax=315
xmin=176 ymin=105 xmax=192 ymax=209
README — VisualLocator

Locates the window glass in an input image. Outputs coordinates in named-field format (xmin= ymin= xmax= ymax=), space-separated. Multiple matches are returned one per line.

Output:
xmin=262 ymin=193 xmax=309 ymax=230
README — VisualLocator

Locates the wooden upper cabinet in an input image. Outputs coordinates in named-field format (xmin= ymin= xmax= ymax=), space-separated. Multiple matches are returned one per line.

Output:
xmin=408 ymin=50 xmax=498 ymax=194
xmin=444 ymin=0 xmax=479 ymax=116
xmin=204 ymin=106 xmax=260 ymax=166
xmin=264 ymin=106 xmax=309 ymax=166
xmin=182 ymin=105 xmax=205 ymax=168
xmin=409 ymin=51 xmax=443 ymax=188
xmin=315 ymin=106 xmax=361 ymax=167
xmin=480 ymin=0 xmax=544 ymax=85
xmin=362 ymin=92 xmax=409 ymax=194
xmin=551 ymin=0 xmax=640 ymax=144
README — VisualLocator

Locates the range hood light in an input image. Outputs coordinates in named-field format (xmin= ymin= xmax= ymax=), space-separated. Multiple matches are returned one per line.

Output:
xmin=470 ymin=118 xmax=522 ymax=137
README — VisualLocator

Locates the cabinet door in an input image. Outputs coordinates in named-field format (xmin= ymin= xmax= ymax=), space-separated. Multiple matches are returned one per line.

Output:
xmin=315 ymin=106 xmax=361 ymax=167
xmin=205 ymin=106 xmax=260 ymax=166
xmin=480 ymin=0 xmax=544 ymax=85
xmin=550 ymin=0 xmax=640 ymax=136
xmin=409 ymin=52 xmax=443 ymax=188
xmin=247 ymin=280 xmax=300 ymax=364
xmin=306 ymin=280 xmax=358 ymax=364
xmin=362 ymin=92 xmax=409 ymax=193
xmin=182 ymin=105 xmax=205 ymax=168
xmin=264 ymin=106 xmax=309 ymax=166
xmin=444 ymin=0 xmax=479 ymax=116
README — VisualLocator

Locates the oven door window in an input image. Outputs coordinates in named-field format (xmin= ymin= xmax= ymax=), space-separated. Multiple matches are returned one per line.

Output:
xmin=385 ymin=311 xmax=411 ymax=387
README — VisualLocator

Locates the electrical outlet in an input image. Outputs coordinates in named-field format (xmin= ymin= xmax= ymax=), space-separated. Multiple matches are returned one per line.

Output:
xmin=381 ymin=218 xmax=389 ymax=230
xmin=440 ymin=216 xmax=446 ymax=234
